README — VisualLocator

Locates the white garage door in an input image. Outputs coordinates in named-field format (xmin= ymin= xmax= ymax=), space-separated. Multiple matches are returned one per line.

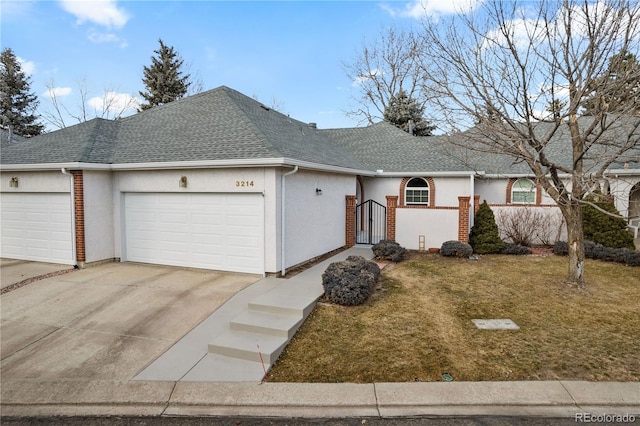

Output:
xmin=124 ymin=193 xmax=264 ymax=274
xmin=1 ymin=193 xmax=74 ymax=264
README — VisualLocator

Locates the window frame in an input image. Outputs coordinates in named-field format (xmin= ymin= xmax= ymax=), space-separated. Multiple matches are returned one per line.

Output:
xmin=511 ymin=178 xmax=537 ymax=204
xmin=405 ymin=177 xmax=430 ymax=206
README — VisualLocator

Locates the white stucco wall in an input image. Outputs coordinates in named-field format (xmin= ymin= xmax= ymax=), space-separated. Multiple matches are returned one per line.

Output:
xmin=283 ymin=170 xmax=356 ymax=270
xmin=491 ymin=205 xmax=567 ymax=244
xmin=609 ymin=175 xmax=640 ymax=218
xmin=475 ymin=179 xmax=506 ymax=204
xmin=396 ymin=208 xmax=459 ymax=250
xmin=360 ymin=175 xmax=471 ymax=207
xmin=0 ymin=171 xmax=71 ymax=193
xmin=83 ymin=171 xmax=114 ymax=263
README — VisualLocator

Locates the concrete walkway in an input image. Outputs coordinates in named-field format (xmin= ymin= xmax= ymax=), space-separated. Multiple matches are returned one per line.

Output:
xmin=134 ymin=246 xmax=373 ymax=382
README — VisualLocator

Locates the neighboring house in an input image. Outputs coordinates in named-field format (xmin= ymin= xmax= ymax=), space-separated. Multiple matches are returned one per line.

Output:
xmin=1 ymin=86 xmax=638 ymax=274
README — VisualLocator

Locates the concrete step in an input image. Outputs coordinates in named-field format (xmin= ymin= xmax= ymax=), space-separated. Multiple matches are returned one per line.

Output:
xmin=208 ymin=330 xmax=288 ymax=364
xmin=248 ymin=293 xmax=319 ymax=318
xmin=229 ymin=310 xmax=304 ymax=338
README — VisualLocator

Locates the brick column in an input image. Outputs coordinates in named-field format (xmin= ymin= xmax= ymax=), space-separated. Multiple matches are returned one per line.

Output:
xmin=71 ymin=170 xmax=86 ymax=264
xmin=474 ymin=195 xmax=480 ymax=217
xmin=345 ymin=195 xmax=356 ymax=248
xmin=458 ymin=196 xmax=471 ymax=243
xmin=386 ymin=195 xmax=398 ymax=241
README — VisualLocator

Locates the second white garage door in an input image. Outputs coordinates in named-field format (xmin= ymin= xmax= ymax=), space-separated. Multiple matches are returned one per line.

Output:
xmin=124 ymin=193 xmax=264 ymax=274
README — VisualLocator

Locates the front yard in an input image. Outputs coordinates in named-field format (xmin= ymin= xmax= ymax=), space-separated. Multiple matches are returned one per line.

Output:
xmin=267 ymin=252 xmax=640 ymax=383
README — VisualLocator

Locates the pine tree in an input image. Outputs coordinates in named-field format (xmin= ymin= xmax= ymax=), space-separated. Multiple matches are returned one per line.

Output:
xmin=0 ymin=48 xmax=43 ymax=139
xmin=138 ymin=39 xmax=191 ymax=111
xmin=383 ymin=89 xmax=435 ymax=136
xmin=469 ymin=201 xmax=505 ymax=254
xmin=582 ymin=194 xmax=635 ymax=250
xmin=581 ymin=50 xmax=640 ymax=116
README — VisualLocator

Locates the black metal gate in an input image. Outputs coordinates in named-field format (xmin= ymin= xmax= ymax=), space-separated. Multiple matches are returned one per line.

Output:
xmin=355 ymin=200 xmax=386 ymax=245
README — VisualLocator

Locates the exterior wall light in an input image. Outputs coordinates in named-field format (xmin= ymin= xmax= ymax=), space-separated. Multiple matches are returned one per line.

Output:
xmin=9 ymin=177 xmax=19 ymax=188
xmin=316 ymin=188 xmax=322 ymax=195
xmin=179 ymin=176 xmax=188 ymax=188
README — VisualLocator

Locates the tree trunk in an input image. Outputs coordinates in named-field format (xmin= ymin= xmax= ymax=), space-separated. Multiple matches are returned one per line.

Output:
xmin=562 ymin=201 xmax=586 ymax=287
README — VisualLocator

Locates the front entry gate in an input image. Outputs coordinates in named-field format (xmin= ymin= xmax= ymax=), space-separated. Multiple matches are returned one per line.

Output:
xmin=355 ymin=200 xmax=386 ymax=245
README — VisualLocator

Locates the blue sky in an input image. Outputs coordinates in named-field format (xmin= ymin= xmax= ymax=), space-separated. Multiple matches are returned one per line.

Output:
xmin=1 ymin=0 xmax=475 ymax=131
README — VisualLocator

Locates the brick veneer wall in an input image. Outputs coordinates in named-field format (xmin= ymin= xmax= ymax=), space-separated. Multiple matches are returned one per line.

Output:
xmin=386 ymin=195 xmax=398 ymax=240
xmin=345 ymin=195 xmax=356 ymax=248
xmin=71 ymin=170 xmax=85 ymax=263
xmin=458 ymin=196 xmax=471 ymax=243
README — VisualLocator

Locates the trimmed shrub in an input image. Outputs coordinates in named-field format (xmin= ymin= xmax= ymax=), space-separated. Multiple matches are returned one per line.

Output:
xmin=553 ymin=241 xmax=568 ymax=255
xmin=582 ymin=194 xmax=635 ymax=250
xmin=372 ymin=239 xmax=407 ymax=262
xmin=321 ymin=255 xmax=381 ymax=306
xmin=440 ymin=240 xmax=473 ymax=258
xmin=500 ymin=243 xmax=533 ymax=255
xmin=469 ymin=201 xmax=505 ymax=254
xmin=553 ymin=240 xmax=639 ymax=267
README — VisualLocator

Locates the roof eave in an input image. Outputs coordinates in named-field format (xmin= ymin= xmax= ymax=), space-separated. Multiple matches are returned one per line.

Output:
xmin=0 ymin=162 xmax=112 ymax=171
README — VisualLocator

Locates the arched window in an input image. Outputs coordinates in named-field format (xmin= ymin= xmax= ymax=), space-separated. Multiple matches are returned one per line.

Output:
xmin=511 ymin=178 xmax=536 ymax=204
xmin=405 ymin=177 xmax=430 ymax=205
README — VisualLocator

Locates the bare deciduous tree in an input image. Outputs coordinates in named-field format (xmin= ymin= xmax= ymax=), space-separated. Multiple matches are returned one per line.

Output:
xmin=42 ymin=79 xmax=138 ymax=129
xmin=344 ymin=26 xmax=427 ymax=125
xmin=420 ymin=0 xmax=640 ymax=286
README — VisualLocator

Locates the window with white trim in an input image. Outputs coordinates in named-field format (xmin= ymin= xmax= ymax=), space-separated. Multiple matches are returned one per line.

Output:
xmin=405 ymin=177 xmax=430 ymax=205
xmin=511 ymin=178 xmax=536 ymax=204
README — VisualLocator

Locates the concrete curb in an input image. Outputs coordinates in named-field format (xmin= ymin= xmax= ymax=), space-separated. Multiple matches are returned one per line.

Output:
xmin=1 ymin=380 xmax=638 ymax=418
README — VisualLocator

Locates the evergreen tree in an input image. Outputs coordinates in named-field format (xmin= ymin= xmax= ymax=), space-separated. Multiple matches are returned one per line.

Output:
xmin=581 ymin=50 xmax=640 ymax=116
xmin=138 ymin=39 xmax=191 ymax=111
xmin=469 ymin=201 xmax=505 ymax=254
xmin=0 ymin=48 xmax=43 ymax=139
xmin=582 ymin=194 xmax=635 ymax=250
xmin=383 ymin=89 xmax=435 ymax=136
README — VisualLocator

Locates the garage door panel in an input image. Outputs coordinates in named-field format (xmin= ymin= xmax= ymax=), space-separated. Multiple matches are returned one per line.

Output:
xmin=1 ymin=193 xmax=74 ymax=264
xmin=124 ymin=193 xmax=264 ymax=274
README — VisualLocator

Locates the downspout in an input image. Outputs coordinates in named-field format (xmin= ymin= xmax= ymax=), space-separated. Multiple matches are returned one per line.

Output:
xmin=281 ymin=165 xmax=299 ymax=276
xmin=61 ymin=168 xmax=78 ymax=267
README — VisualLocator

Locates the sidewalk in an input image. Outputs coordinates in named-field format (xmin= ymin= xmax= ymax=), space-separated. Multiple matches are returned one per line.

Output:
xmin=2 ymin=380 xmax=638 ymax=418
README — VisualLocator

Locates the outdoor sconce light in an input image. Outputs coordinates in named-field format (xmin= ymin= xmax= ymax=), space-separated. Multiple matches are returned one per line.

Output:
xmin=316 ymin=188 xmax=322 ymax=195
xmin=179 ymin=176 xmax=188 ymax=188
xmin=9 ymin=177 xmax=19 ymax=188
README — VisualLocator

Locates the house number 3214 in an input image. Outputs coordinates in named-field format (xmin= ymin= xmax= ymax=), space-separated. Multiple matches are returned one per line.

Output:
xmin=235 ymin=180 xmax=254 ymax=187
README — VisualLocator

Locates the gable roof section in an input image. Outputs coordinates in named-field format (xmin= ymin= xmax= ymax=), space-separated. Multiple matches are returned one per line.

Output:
xmin=323 ymin=122 xmax=474 ymax=173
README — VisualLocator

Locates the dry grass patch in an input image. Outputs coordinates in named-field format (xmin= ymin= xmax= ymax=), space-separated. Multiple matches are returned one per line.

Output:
xmin=267 ymin=253 xmax=640 ymax=383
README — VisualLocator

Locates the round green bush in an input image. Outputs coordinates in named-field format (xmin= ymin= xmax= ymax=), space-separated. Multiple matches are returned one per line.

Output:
xmin=321 ymin=255 xmax=381 ymax=306
xmin=440 ymin=240 xmax=473 ymax=258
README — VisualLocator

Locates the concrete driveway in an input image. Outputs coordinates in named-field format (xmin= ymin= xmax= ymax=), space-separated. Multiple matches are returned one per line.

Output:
xmin=0 ymin=261 xmax=260 ymax=382
xmin=0 ymin=258 xmax=74 ymax=291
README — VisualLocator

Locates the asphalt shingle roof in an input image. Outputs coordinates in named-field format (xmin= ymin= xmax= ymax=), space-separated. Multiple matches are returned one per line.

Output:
xmin=1 ymin=86 xmax=638 ymax=175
